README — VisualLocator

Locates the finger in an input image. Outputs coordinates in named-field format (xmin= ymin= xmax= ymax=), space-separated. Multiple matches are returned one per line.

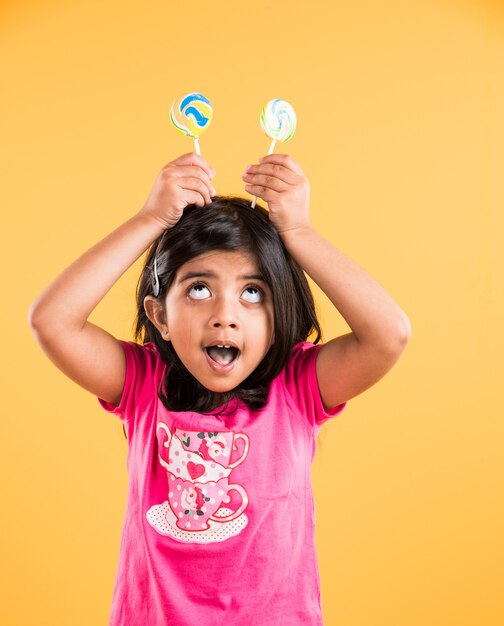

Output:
xmin=241 ymin=172 xmax=286 ymax=193
xmin=181 ymin=177 xmax=213 ymax=205
xmin=167 ymin=152 xmax=216 ymax=180
xmin=178 ymin=176 xmax=213 ymax=205
xmin=258 ymin=153 xmax=304 ymax=176
xmin=243 ymin=162 xmax=298 ymax=185
xmin=181 ymin=189 xmax=208 ymax=208
xmin=244 ymin=184 xmax=278 ymax=203
xmin=166 ymin=165 xmax=216 ymax=193
xmin=172 ymin=152 xmax=216 ymax=179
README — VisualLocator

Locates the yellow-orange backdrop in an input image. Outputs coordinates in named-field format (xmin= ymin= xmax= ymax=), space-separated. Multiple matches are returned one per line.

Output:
xmin=1 ymin=1 xmax=503 ymax=624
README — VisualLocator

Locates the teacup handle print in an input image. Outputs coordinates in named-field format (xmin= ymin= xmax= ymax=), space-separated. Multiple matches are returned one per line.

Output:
xmin=227 ymin=433 xmax=250 ymax=469
xmin=209 ymin=483 xmax=248 ymax=524
xmin=157 ymin=422 xmax=171 ymax=449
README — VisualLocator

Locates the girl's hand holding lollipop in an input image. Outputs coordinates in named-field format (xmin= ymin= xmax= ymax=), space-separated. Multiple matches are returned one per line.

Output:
xmin=242 ymin=153 xmax=310 ymax=236
xmin=139 ymin=153 xmax=216 ymax=231
xmin=250 ymin=98 xmax=297 ymax=208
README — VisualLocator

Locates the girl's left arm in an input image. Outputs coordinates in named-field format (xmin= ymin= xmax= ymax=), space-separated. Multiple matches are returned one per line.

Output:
xmin=243 ymin=154 xmax=411 ymax=409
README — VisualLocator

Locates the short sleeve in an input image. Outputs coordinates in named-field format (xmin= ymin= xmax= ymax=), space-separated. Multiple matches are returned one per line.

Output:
xmin=283 ymin=341 xmax=347 ymax=428
xmin=97 ymin=340 xmax=161 ymax=423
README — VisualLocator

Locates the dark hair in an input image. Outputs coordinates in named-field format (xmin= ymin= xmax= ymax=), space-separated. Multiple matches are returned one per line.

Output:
xmin=131 ymin=196 xmax=321 ymax=418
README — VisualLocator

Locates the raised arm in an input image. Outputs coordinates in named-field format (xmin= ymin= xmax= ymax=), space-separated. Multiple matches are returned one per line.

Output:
xmin=242 ymin=154 xmax=411 ymax=409
xmin=28 ymin=153 xmax=216 ymax=406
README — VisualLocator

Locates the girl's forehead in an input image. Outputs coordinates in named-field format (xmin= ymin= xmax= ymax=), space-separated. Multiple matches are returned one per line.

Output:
xmin=177 ymin=250 xmax=260 ymax=274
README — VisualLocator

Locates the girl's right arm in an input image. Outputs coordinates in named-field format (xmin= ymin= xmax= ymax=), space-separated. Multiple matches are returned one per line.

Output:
xmin=28 ymin=153 xmax=216 ymax=406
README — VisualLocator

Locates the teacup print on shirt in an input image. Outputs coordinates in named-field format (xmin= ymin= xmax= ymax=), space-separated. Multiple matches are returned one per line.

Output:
xmin=146 ymin=424 xmax=250 ymax=544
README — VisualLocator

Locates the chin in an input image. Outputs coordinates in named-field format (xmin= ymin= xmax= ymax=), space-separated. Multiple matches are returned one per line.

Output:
xmin=203 ymin=382 xmax=237 ymax=394
xmin=196 ymin=375 xmax=242 ymax=394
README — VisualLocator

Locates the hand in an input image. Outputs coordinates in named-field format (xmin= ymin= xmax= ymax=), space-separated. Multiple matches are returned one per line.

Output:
xmin=138 ymin=153 xmax=216 ymax=230
xmin=242 ymin=154 xmax=310 ymax=235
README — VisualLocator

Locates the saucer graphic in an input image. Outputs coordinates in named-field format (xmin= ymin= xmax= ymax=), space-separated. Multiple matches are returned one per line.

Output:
xmin=146 ymin=501 xmax=248 ymax=544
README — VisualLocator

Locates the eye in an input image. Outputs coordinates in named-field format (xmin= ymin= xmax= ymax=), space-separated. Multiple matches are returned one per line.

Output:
xmin=242 ymin=285 xmax=263 ymax=303
xmin=187 ymin=282 xmax=211 ymax=300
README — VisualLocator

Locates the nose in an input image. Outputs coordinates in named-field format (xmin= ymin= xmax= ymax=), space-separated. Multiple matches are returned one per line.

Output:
xmin=208 ymin=295 xmax=240 ymax=329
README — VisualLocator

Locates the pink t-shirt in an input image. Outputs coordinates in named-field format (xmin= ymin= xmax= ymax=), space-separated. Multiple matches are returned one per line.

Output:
xmin=98 ymin=340 xmax=347 ymax=626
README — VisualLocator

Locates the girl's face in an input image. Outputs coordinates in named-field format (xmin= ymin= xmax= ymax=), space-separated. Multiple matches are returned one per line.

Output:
xmin=163 ymin=249 xmax=275 ymax=394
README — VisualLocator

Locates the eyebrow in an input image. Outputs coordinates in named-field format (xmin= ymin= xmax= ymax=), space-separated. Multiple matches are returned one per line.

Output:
xmin=177 ymin=271 xmax=268 ymax=285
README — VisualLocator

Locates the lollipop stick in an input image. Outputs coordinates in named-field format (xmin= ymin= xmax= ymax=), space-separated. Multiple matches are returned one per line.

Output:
xmin=251 ymin=139 xmax=277 ymax=208
xmin=193 ymin=138 xmax=201 ymax=156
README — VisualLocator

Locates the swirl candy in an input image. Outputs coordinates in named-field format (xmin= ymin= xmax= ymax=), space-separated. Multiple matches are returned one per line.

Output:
xmin=251 ymin=98 xmax=297 ymax=207
xmin=170 ymin=92 xmax=213 ymax=155
xmin=260 ymin=98 xmax=297 ymax=144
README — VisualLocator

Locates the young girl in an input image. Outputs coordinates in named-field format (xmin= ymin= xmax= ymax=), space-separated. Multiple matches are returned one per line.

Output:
xmin=29 ymin=152 xmax=411 ymax=625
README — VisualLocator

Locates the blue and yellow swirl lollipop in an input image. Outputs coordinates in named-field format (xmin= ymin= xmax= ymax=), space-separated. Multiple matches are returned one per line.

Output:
xmin=170 ymin=92 xmax=213 ymax=155
xmin=251 ymin=98 xmax=297 ymax=207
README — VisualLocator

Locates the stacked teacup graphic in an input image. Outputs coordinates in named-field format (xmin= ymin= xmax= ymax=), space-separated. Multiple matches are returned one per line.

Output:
xmin=157 ymin=423 xmax=250 ymax=532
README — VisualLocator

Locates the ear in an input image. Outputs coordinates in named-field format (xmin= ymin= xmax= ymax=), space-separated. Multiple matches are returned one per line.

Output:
xmin=143 ymin=295 xmax=170 ymax=340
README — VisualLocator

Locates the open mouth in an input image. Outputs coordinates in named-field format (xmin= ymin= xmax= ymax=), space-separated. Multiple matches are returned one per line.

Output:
xmin=204 ymin=345 xmax=240 ymax=366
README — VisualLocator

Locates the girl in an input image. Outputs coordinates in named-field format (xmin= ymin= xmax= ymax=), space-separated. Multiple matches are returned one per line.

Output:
xmin=29 ymin=152 xmax=411 ymax=625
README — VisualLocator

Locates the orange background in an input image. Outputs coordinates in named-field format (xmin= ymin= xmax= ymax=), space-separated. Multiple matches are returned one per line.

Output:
xmin=1 ymin=1 xmax=503 ymax=624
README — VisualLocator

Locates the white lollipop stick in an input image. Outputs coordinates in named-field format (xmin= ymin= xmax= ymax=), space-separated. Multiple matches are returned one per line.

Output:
xmin=193 ymin=138 xmax=201 ymax=156
xmin=251 ymin=139 xmax=276 ymax=208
